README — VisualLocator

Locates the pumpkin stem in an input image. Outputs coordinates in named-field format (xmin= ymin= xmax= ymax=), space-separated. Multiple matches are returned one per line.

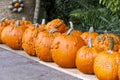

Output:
xmin=89 ymin=26 xmax=94 ymax=33
xmin=22 ymin=17 xmax=26 ymax=21
xmin=69 ymin=21 xmax=74 ymax=29
xmin=108 ymin=37 xmax=114 ymax=53
xmin=16 ymin=20 xmax=20 ymax=26
xmin=49 ymin=28 xmax=58 ymax=34
xmin=66 ymin=21 xmax=74 ymax=35
xmin=35 ymin=23 xmax=39 ymax=28
xmin=88 ymin=38 xmax=92 ymax=48
xmin=104 ymin=30 xmax=109 ymax=35
xmin=1 ymin=18 xmax=7 ymax=22
xmin=41 ymin=19 xmax=45 ymax=24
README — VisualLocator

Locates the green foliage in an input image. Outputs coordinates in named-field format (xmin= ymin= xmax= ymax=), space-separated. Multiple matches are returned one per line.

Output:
xmin=43 ymin=0 xmax=120 ymax=36
xmin=69 ymin=0 xmax=120 ymax=36
xmin=99 ymin=0 xmax=120 ymax=14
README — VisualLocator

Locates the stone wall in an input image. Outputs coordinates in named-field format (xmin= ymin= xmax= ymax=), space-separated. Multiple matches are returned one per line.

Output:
xmin=0 ymin=0 xmax=35 ymax=22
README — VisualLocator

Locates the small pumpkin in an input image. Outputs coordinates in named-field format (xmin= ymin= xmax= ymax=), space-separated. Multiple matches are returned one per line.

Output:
xmin=76 ymin=38 xmax=101 ymax=74
xmin=81 ymin=27 xmax=98 ymax=45
xmin=51 ymin=22 xmax=85 ymax=68
xmin=2 ymin=21 xmax=26 ymax=49
xmin=94 ymin=37 xmax=120 ymax=80
xmin=45 ymin=18 xmax=68 ymax=33
xmin=93 ymin=30 xmax=120 ymax=51
xmin=22 ymin=19 xmax=46 ymax=56
xmin=35 ymin=29 xmax=60 ymax=62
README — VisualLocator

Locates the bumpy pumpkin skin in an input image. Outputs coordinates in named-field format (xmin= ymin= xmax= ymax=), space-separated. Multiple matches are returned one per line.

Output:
xmin=118 ymin=65 xmax=120 ymax=80
xmin=64 ymin=30 xmax=82 ymax=38
xmin=35 ymin=31 xmax=60 ymax=62
xmin=81 ymin=32 xmax=98 ymax=45
xmin=3 ymin=25 xmax=25 ymax=50
xmin=0 ymin=22 xmax=7 ymax=43
xmin=93 ymin=33 xmax=120 ymax=51
xmin=45 ymin=19 xmax=68 ymax=33
xmin=76 ymin=46 xmax=101 ymax=74
xmin=94 ymin=51 xmax=120 ymax=80
xmin=1 ymin=26 xmax=10 ymax=44
xmin=4 ymin=19 xmax=16 ymax=25
xmin=22 ymin=26 xmax=39 ymax=56
xmin=51 ymin=34 xmax=85 ymax=68
xmin=22 ymin=23 xmax=45 ymax=56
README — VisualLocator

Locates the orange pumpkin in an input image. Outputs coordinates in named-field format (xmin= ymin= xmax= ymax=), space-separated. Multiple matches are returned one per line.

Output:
xmin=2 ymin=21 xmax=26 ymax=49
xmin=0 ymin=18 xmax=8 ymax=43
xmin=35 ymin=29 xmax=60 ymax=62
xmin=94 ymin=37 xmax=120 ymax=80
xmin=45 ymin=18 xmax=68 ymax=33
xmin=81 ymin=27 xmax=98 ymax=45
xmin=51 ymin=22 xmax=85 ymax=68
xmin=118 ymin=65 xmax=120 ymax=80
xmin=93 ymin=30 xmax=120 ymax=51
xmin=64 ymin=22 xmax=82 ymax=38
xmin=22 ymin=19 xmax=46 ymax=56
xmin=76 ymin=38 xmax=101 ymax=74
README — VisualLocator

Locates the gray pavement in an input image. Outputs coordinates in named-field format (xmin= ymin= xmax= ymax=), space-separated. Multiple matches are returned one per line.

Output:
xmin=0 ymin=48 xmax=81 ymax=80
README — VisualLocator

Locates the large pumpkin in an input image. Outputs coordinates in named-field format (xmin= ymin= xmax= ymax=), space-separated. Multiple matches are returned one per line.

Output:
xmin=94 ymin=37 xmax=120 ymax=80
xmin=35 ymin=29 xmax=60 ymax=62
xmin=76 ymin=38 xmax=101 ymax=74
xmin=51 ymin=22 xmax=85 ymax=68
xmin=81 ymin=27 xmax=98 ymax=45
xmin=2 ymin=21 xmax=26 ymax=50
xmin=93 ymin=30 xmax=120 ymax=51
xmin=22 ymin=19 xmax=46 ymax=56
xmin=45 ymin=18 xmax=68 ymax=33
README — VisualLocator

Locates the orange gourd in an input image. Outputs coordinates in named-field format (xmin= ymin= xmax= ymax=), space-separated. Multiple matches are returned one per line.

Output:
xmin=45 ymin=18 xmax=68 ymax=33
xmin=2 ymin=21 xmax=26 ymax=49
xmin=118 ymin=65 xmax=120 ymax=80
xmin=51 ymin=22 xmax=85 ymax=68
xmin=22 ymin=19 xmax=46 ymax=56
xmin=81 ymin=27 xmax=98 ymax=45
xmin=76 ymin=38 xmax=101 ymax=74
xmin=35 ymin=29 xmax=60 ymax=62
xmin=93 ymin=30 xmax=120 ymax=51
xmin=94 ymin=37 xmax=120 ymax=80
xmin=0 ymin=18 xmax=8 ymax=43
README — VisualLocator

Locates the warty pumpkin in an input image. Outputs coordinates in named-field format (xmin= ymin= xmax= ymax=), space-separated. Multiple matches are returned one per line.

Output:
xmin=2 ymin=21 xmax=26 ymax=50
xmin=1 ymin=19 xmax=16 ymax=44
xmin=51 ymin=22 xmax=85 ymax=68
xmin=118 ymin=64 xmax=120 ymax=80
xmin=0 ymin=18 xmax=8 ymax=43
xmin=94 ymin=37 xmax=120 ymax=80
xmin=35 ymin=28 xmax=60 ymax=62
xmin=22 ymin=19 xmax=46 ymax=56
xmin=81 ymin=27 xmax=98 ymax=45
xmin=45 ymin=18 xmax=68 ymax=33
xmin=93 ymin=30 xmax=120 ymax=51
xmin=76 ymin=38 xmax=101 ymax=74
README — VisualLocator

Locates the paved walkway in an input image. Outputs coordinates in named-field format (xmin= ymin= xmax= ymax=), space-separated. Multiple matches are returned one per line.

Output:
xmin=0 ymin=48 xmax=81 ymax=80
